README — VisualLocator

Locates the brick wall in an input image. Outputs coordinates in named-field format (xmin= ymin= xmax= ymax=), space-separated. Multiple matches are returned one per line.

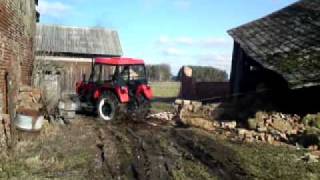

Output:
xmin=0 ymin=0 xmax=36 ymax=113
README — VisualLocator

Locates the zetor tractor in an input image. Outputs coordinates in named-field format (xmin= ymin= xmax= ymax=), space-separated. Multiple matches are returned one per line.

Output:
xmin=76 ymin=57 xmax=153 ymax=121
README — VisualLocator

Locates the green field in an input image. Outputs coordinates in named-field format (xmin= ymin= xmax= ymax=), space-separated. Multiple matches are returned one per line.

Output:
xmin=150 ymin=82 xmax=181 ymax=112
xmin=150 ymin=82 xmax=181 ymax=98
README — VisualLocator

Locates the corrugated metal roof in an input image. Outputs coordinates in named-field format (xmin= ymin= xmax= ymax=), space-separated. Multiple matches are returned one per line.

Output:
xmin=228 ymin=0 xmax=320 ymax=89
xmin=36 ymin=24 xmax=123 ymax=57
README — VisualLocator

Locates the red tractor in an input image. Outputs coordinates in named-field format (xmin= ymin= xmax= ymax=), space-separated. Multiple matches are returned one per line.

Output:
xmin=76 ymin=57 xmax=153 ymax=121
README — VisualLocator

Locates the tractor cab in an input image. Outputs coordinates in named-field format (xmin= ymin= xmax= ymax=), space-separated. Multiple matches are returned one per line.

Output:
xmin=76 ymin=57 xmax=153 ymax=121
xmin=90 ymin=58 xmax=148 ymax=90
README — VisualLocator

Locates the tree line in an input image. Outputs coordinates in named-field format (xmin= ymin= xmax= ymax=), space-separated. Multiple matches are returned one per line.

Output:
xmin=146 ymin=64 xmax=228 ymax=82
xmin=146 ymin=64 xmax=172 ymax=81
xmin=178 ymin=66 xmax=228 ymax=82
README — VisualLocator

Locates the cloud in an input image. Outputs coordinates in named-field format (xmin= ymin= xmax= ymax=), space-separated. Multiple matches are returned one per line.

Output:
xmin=176 ymin=37 xmax=194 ymax=45
xmin=37 ymin=0 xmax=71 ymax=18
xmin=199 ymin=38 xmax=233 ymax=48
xmin=162 ymin=47 xmax=185 ymax=56
xmin=198 ymin=53 xmax=232 ymax=73
xmin=156 ymin=36 xmax=232 ymax=48
xmin=158 ymin=35 xmax=170 ymax=44
xmin=154 ymin=35 xmax=233 ymax=74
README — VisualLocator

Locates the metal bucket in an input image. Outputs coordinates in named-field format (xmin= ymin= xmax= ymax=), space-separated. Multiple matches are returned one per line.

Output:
xmin=58 ymin=100 xmax=77 ymax=120
xmin=15 ymin=113 xmax=44 ymax=132
xmin=58 ymin=100 xmax=77 ymax=111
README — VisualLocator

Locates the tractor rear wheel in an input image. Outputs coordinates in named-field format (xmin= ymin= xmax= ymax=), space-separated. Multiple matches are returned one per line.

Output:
xmin=129 ymin=95 xmax=151 ymax=121
xmin=97 ymin=93 xmax=119 ymax=121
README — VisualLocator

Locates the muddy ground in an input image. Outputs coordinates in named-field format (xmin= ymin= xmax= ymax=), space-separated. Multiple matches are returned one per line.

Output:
xmin=1 ymin=114 xmax=320 ymax=180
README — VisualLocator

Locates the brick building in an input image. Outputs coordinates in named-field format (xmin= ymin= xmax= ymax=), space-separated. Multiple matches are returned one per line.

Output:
xmin=0 ymin=0 xmax=38 ymax=114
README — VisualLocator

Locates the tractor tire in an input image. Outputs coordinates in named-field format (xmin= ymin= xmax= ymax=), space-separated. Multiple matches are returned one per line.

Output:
xmin=97 ymin=92 xmax=119 ymax=122
xmin=130 ymin=95 xmax=151 ymax=122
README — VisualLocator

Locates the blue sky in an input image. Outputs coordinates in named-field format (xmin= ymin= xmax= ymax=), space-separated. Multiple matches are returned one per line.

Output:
xmin=38 ymin=0 xmax=298 ymax=75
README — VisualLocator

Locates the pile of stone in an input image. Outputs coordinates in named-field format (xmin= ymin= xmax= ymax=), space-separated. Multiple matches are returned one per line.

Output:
xmin=174 ymin=99 xmax=320 ymax=149
xmin=174 ymin=99 xmax=205 ymax=112
xmin=238 ymin=112 xmax=303 ymax=143
xmin=17 ymin=85 xmax=43 ymax=111
xmin=148 ymin=112 xmax=175 ymax=121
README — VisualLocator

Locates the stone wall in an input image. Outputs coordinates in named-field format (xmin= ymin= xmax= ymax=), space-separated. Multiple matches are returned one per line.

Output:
xmin=0 ymin=0 xmax=37 ymax=113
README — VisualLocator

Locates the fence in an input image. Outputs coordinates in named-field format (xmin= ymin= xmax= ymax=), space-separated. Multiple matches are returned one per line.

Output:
xmin=179 ymin=74 xmax=230 ymax=101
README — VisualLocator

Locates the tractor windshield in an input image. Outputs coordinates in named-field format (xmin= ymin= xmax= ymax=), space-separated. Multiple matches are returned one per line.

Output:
xmin=129 ymin=65 xmax=147 ymax=81
xmin=90 ymin=64 xmax=147 ymax=84
xmin=117 ymin=65 xmax=147 ymax=82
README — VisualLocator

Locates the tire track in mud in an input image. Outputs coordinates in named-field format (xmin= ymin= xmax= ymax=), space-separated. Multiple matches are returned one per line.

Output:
xmin=95 ymin=124 xmax=123 ymax=179
xmin=94 ymin=119 xmax=221 ymax=180
xmin=93 ymin=120 xmax=173 ymax=180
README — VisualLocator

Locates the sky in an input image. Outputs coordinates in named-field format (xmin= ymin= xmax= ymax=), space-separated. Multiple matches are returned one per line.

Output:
xmin=37 ymin=0 xmax=298 ymax=75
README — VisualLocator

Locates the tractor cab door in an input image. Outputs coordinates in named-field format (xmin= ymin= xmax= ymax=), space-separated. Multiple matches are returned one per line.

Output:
xmin=128 ymin=65 xmax=148 ymax=94
xmin=114 ymin=65 xmax=130 ymax=87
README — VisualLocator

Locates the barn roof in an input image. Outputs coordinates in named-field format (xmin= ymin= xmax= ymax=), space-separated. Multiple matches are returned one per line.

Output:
xmin=228 ymin=0 xmax=320 ymax=89
xmin=36 ymin=24 xmax=123 ymax=57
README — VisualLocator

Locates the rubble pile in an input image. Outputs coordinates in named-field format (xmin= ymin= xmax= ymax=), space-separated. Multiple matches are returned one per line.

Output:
xmin=174 ymin=99 xmax=320 ymax=149
xmin=239 ymin=112 xmax=304 ymax=143
xmin=148 ymin=112 xmax=175 ymax=121
xmin=17 ymin=85 xmax=43 ymax=112
xmin=174 ymin=99 xmax=206 ymax=113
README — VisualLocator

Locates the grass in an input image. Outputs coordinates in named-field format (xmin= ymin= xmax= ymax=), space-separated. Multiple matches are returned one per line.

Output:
xmin=175 ymin=128 xmax=320 ymax=180
xmin=150 ymin=81 xmax=181 ymax=98
xmin=150 ymin=81 xmax=181 ymax=113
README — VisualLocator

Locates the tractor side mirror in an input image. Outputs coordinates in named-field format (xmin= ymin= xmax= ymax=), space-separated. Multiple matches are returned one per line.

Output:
xmin=82 ymin=74 xmax=86 ymax=82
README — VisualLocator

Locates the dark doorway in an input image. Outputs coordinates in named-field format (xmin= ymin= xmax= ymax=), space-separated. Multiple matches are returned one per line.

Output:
xmin=4 ymin=72 xmax=9 ymax=114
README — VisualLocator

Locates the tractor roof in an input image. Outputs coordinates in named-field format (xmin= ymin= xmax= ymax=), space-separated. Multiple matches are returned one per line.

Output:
xmin=95 ymin=57 xmax=145 ymax=65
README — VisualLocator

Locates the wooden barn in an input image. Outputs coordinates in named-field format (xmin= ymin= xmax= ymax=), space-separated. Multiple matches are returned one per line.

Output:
xmin=228 ymin=0 xmax=320 ymax=94
xmin=35 ymin=24 xmax=123 ymax=92
xmin=228 ymin=0 xmax=320 ymax=112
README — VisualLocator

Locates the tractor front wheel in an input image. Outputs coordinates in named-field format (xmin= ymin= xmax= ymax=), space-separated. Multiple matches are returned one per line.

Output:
xmin=97 ymin=93 xmax=119 ymax=121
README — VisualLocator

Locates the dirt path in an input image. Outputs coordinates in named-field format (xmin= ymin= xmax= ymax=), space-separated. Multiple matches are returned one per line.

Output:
xmin=3 ymin=115 xmax=317 ymax=179
xmin=93 ymin=117 xmax=220 ymax=179
xmin=0 ymin=116 xmax=223 ymax=179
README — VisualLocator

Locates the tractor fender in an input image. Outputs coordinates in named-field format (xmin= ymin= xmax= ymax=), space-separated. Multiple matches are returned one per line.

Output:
xmin=114 ymin=86 xmax=129 ymax=103
xmin=136 ymin=85 xmax=153 ymax=100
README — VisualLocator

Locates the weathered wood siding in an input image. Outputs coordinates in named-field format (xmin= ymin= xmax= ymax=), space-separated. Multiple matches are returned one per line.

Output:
xmin=35 ymin=56 xmax=116 ymax=92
